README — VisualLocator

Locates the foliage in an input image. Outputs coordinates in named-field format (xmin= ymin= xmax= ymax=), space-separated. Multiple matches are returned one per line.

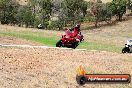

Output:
xmin=0 ymin=0 xmax=53 ymax=28
xmin=0 ymin=0 xmax=129 ymax=29
xmin=109 ymin=0 xmax=127 ymax=21
xmin=52 ymin=20 xmax=65 ymax=30
xmin=0 ymin=0 xmax=19 ymax=24
xmin=59 ymin=0 xmax=88 ymax=27
xmin=127 ymin=0 xmax=132 ymax=12
xmin=16 ymin=5 xmax=35 ymax=27
xmin=28 ymin=0 xmax=39 ymax=27
xmin=91 ymin=1 xmax=112 ymax=27
xmin=38 ymin=0 xmax=53 ymax=27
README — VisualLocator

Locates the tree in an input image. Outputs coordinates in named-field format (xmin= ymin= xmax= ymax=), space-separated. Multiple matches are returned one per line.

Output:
xmin=127 ymin=0 xmax=132 ymax=9
xmin=91 ymin=1 xmax=112 ymax=27
xmin=109 ymin=0 xmax=127 ymax=21
xmin=28 ymin=0 xmax=39 ymax=27
xmin=0 ymin=0 xmax=19 ymax=24
xmin=60 ymin=0 xmax=88 ymax=26
xmin=38 ymin=0 xmax=53 ymax=28
xmin=127 ymin=0 xmax=132 ymax=13
xmin=16 ymin=5 xmax=35 ymax=27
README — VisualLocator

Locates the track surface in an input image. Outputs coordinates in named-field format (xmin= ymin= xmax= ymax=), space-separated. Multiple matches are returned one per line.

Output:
xmin=0 ymin=45 xmax=132 ymax=88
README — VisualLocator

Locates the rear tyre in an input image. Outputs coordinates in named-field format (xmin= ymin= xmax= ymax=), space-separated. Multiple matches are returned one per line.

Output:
xmin=122 ymin=47 xmax=130 ymax=53
xmin=126 ymin=47 xmax=130 ymax=53
xmin=56 ymin=40 xmax=62 ymax=47
xmin=73 ymin=42 xmax=79 ymax=49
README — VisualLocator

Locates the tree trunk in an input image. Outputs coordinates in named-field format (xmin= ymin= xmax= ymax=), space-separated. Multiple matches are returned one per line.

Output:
xmin=33 ymin=5 xmax=36 ymax=27
xmin=118 ymin=14 xmax=122 ymax=21
xmin=95 ymin=16 xmax=99 ymax=28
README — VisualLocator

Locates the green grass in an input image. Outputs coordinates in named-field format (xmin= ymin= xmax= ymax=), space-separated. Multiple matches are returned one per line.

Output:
xmin=0 ymin=30 xmax=121 ymax=53
xmin=0 ymin=31 xmax=58 ymax=46
xmin=78 ymin=41 xmax=121 ymax=53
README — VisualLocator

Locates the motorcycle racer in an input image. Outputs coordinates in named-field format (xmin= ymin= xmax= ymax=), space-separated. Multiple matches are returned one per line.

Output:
xmin=56 ymin=24 xmax=84 ymax=49
xmin=72 ymin=24 xmax=83 ymax=42
xmin=72 ymin=24 xmax=80 ymax=37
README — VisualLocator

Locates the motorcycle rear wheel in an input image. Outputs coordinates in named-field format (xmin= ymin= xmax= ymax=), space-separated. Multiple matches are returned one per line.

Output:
xmin=122 ymin=47 xmax=130 ymax=53
xmin=72 ymin=42 xmax=79 ymax=49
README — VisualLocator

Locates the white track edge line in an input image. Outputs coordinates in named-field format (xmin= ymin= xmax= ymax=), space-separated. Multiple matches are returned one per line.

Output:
xmin=0 ymin=44 xmax=87 ymax=51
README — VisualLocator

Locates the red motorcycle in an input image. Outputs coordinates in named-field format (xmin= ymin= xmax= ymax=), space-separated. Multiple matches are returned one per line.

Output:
xmin=56 ymin=29 xmax=84 ymax=49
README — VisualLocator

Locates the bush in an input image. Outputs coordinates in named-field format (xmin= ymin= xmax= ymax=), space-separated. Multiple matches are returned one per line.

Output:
xmin=0 ymin=0 xmax=19 ymax=25
xmin=16 ymin=6 xmax=35 ymax=27
xmin=52 ymin=20 xmax=64 ymax=30
xmin=83 ymin=16 xmax=96 ymax=22
xmin=91 ymin=1 xmax=112 ymax=27
xmin=58 ymin=0 xmax=88 ymax=27
xmin=109 ymin=0 xmax=127 ymax=21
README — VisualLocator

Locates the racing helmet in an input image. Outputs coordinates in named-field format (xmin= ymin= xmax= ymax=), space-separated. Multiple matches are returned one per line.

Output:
xmin=75 ymin=24 xmax=80 ymax=31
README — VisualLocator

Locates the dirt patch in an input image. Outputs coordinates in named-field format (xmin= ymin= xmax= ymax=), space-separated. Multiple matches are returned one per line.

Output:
xmin=0 ymin=47 xmax=131 ymax=88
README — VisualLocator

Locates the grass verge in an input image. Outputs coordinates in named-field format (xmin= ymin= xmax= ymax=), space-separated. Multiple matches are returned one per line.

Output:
xmin=0 ymin=30 xmax=121 ymax=53
xmin=0 ymin=31 xmax=57 ymax=46
xmin=78 ymin=41 xmax=121 ymax=53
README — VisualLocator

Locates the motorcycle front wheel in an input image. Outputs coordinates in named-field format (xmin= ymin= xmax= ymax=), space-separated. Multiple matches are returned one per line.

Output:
xmin=56 ymin=40 xmax=62 ymax=47
xmin=122 ymin=47 xmax=126 ymax=53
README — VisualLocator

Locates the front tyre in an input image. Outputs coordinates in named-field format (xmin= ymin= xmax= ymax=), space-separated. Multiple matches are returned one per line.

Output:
xmin=56 ymin=40 xmax=62 ymax=47
xmin=122 ymin=47 xmax=126 ymax=53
